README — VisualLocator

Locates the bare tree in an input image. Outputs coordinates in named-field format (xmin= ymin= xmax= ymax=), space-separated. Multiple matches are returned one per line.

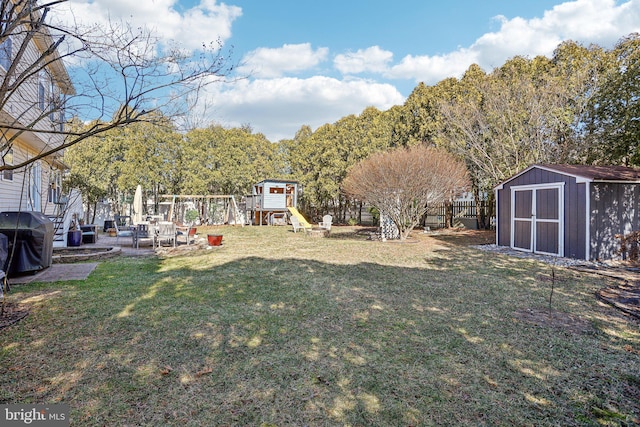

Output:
xmin=0 ymin=0 xmax=234 ymax=174
xmin=437 ymin=56 xmax=586 ymax=203
xmin=342 ymin=145 xmax=469 ymax=240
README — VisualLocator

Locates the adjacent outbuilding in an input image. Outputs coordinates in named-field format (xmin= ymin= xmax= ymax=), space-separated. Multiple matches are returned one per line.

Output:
xmin=495 ymin=164 xmax=640 ymax=261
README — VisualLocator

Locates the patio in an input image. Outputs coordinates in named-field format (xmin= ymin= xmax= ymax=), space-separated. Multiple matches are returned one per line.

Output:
xmin=8 ymin=228 xmax=206 ymax=285
xmin=76 ymin=227 xmax=205 ymax=256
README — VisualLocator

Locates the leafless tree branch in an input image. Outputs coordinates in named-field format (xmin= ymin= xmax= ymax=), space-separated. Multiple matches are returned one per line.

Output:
xmin=0 ymin=0 xmax=235 ymax=173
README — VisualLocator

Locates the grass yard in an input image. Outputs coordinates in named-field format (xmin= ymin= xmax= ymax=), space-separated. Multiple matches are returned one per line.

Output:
xmin=1 ymin=226 xmax=639 ymax=426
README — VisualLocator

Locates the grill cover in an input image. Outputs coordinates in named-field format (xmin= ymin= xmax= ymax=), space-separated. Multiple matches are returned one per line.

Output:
xmin=0 ymin=232 xmax=7 ymax=272
xmin=0 ymin=211 xmax=54 ymax=275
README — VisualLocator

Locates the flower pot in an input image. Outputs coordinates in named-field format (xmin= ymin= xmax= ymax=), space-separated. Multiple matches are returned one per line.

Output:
xmin=67 ymin=229 xmax=82 ymax=247
xmin=207 ymin=234 xmax=223 ymax=246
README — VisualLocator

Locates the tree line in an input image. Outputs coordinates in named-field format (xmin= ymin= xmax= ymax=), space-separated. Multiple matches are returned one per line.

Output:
xmin=65 ymin=34 xmax=640 ymax=225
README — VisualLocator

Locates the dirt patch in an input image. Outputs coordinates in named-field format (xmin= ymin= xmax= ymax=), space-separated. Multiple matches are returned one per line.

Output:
xmin=514 ymin=308 xmax=594 ymax=334
xmin=155 ymin=241 xmax=223 ymax=257
xmin=596 ymin=282 xmax=640 ymax=319
xmin=572 ymin=266 xmax=640 ymax=320
xmin=427 ymin=229 xmax=496 ymax=246
xmin=0 ymin=302 xmax=29 ymax=330
xmin=1 ymin=290 xmax=63 ymax=330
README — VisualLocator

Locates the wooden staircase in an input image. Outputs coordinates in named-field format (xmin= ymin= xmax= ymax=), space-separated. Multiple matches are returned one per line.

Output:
xmin=48 ymin=214 xmax=65 ymax=244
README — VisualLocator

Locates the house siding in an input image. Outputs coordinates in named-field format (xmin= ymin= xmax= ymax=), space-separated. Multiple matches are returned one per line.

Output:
xmin=590 ymin=183 xmax=640 ymax=260
xmin=0 ymin=138 xmax=60 ymax=216
xmin=1 ymin=7 xmax=71 ymax=217
xmin=1 ymin=140 xmax=30 ymax=212
xmin=1 ymin=23 xmax=67 ymax=149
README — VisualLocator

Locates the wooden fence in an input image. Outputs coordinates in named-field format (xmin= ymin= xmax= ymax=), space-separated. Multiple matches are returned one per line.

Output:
xmin=423 ymin=200 xmax=494 ymax=230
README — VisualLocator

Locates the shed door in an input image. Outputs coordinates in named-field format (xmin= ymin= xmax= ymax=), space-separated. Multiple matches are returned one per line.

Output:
xmin=511 ymin=184 xmax=564 ymax=256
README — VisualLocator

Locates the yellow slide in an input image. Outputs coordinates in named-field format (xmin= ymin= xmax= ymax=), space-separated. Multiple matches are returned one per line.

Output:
xmin=287 ymin=207 xmax=313 ymax=229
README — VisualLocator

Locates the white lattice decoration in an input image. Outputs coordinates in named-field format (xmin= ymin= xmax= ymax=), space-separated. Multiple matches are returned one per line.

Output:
xmin=380 ymin=213 xmax=399 ymax=240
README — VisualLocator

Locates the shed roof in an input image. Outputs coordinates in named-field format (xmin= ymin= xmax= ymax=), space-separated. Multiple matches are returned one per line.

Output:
xmin=496 ymin=164 xmax=640 ymax=189
xmin=538 ymin=164 xmax=640 ymax=181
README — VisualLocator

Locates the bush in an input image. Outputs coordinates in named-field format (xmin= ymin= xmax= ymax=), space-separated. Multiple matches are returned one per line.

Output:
xmin=343 ymin=145 xmax=469 ymax=240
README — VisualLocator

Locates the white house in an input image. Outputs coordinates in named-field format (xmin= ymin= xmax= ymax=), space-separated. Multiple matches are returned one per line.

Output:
xmin=0 ymin=1 xmax=75 ymax=243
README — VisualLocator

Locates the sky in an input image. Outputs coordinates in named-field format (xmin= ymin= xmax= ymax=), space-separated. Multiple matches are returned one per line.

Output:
xmin=59 ymin=0 xmax=640 ymax=141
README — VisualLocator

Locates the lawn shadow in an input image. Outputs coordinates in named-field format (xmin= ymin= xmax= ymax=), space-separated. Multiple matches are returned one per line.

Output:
xmin=1 ymin=251 xmax=639 ymax=426
xmin=428 ymin=229 xmax=496 ymax=246
xmin=325 ymin=226 xmax=377 ymax=241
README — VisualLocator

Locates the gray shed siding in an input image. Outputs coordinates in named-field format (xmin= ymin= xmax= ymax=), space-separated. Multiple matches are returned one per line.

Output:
xmin=590 ymin=183 xmax=640 ymax=260
xmin=497 ymin=167 xmax=587 ymax=259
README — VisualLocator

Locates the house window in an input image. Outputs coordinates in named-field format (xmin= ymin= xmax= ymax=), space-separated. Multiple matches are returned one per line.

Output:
xmin=58 ymin=94 xmax=65 ymax=131
xmin=38 ymin=82 xmax=45 ymax=111
xmin=269 ymin=187 xmax=284 ymax=194
xmin=28 ymin=161 xmax=42 ymax=211
xmin=0 ymin=10 xmax=12 ymax=71
xmin=0 ymin=36 xmax=11 ymax=70
xmin=48 ymin=170 xmax=61 ymax=203
xmin=49 ymin=91 xmax=56 ymax=122
xmin=2 ymin=148 xmax=13 ymax=181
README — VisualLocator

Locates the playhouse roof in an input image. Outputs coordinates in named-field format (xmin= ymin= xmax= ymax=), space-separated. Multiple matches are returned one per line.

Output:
xmin=255 ymin=179 xmax=299 ymax=185
xmin=496 ymin=164 xmax=640 ymax=189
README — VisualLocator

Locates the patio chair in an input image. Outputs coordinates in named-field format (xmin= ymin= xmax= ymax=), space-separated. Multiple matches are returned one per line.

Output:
xmin=319 ymin=215 xmax=332 ymax=231
xmin=132 ymin=223 xmax=155 ymax=249
xmin=114 ymin=220 xmax=134 ymax=246
xmin=114 ymin=215 xmax=131 ymax=228
xmin=290 ymin=216 xmax=309 ymax=233
xmin=177 ymin=226 xmax=197 ymax=245
xmin=156 ymin=221 xmax=176 ymax=247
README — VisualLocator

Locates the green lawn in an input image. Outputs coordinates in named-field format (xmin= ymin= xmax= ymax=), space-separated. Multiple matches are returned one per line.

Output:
xmin=1 ymin=226 xmax=639 ymax=426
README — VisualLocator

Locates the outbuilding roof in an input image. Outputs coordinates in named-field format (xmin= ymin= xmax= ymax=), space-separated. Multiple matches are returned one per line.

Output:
xmin=537 ymin=164 xmax=640 ymax=181
xmin=255 ymin=179 xmax=299 ymax=185
xmin=496 ymin=164 xmax=640 ymax=189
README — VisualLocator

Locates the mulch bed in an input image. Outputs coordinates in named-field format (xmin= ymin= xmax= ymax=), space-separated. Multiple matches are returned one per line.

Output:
xmin=0 ymin=302 xmax=29 ymax=330
xmin=572 ymin=265 xmax=640 ymax=319
xmin=596 ymin=281 xmax=640 ymax=319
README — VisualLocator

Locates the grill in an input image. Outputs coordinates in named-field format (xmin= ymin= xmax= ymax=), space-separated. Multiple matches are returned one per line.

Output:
xmin=0 ymin=211 xmax=54 ymax=275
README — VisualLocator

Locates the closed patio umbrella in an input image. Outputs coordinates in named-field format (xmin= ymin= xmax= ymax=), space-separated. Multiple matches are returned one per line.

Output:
xmin=132 ymin=185 xmax=143 ymax=224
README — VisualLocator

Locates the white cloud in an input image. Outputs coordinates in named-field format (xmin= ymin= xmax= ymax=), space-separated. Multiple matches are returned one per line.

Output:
xmin=537 ymin=0 xmax=638 ymax=42
xmin=60 ymin=0 xmax=242 ymax=51
xmin=237 ymin=44 xmax=329 ymax=78
xmin=202 ymin=77 xmax=404 ymax=141
xmin=388 ymin=49 xmax=480 ymax=85
xmin=173 ymin=0 xmax=243 ymax=49
xmin=334 ymin=46 xmax=394 ymax=74
xmin=54 ymin=0 xmax=640 ymax=141
xmin=386 ymin=0 xmax=640 ymax=84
